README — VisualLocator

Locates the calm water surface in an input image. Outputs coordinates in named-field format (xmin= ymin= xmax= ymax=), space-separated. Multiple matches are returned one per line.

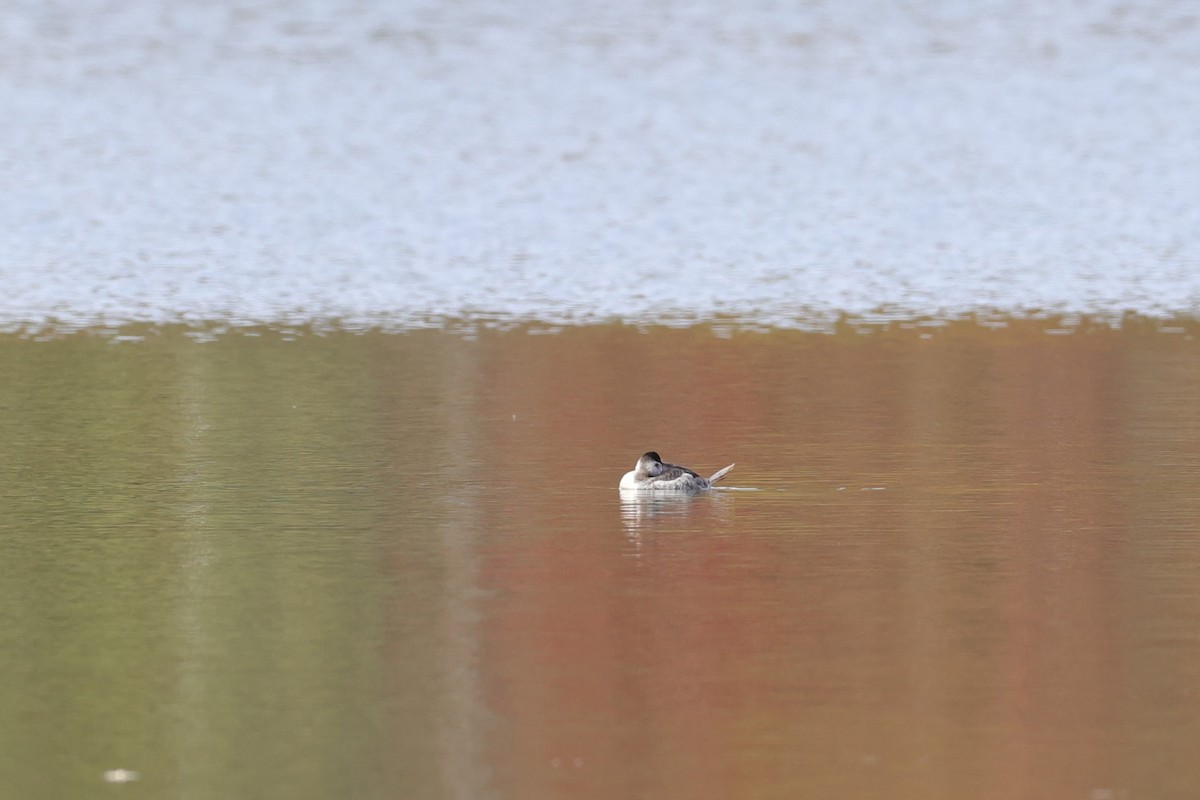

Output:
xmin=1 ymin=320 xmax=1198 ymax=799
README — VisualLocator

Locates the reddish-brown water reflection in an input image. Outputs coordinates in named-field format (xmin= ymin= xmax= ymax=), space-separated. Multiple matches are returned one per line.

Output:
xmin=435 ymin=319 xmax=1200 ymax=800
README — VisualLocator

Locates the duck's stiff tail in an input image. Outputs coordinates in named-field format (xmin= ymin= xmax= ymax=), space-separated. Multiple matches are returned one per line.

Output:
xmin=707 ymin=464 xmax=735 ymax=485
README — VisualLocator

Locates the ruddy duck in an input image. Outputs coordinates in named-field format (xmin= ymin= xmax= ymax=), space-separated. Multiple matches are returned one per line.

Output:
xmin=619 ymin=451 xmax=735 ymax=491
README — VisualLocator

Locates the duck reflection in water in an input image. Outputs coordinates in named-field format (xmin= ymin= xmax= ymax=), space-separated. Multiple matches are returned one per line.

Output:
xmin=620 ymin=487 xmax=704 ymax=533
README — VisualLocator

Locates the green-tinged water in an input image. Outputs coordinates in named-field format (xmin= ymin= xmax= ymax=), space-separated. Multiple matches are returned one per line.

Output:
xmin=1 ymin=321 xmax=1198 ymax=799
xmin=0 ymin=332 xmax=463 ymax=798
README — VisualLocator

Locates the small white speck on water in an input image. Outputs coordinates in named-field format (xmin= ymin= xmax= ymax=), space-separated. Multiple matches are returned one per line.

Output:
xmin=103 ymin=769 xmax=139 ymax=783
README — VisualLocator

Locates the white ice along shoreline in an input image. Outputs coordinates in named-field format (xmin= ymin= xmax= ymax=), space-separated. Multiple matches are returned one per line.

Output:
xmin=1 ymin=0 xmax=1198 ymax=332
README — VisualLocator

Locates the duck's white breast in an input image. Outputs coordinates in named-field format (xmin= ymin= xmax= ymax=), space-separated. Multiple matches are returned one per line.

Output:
xmin=619 ymin=472 xmax=708 ymax=491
